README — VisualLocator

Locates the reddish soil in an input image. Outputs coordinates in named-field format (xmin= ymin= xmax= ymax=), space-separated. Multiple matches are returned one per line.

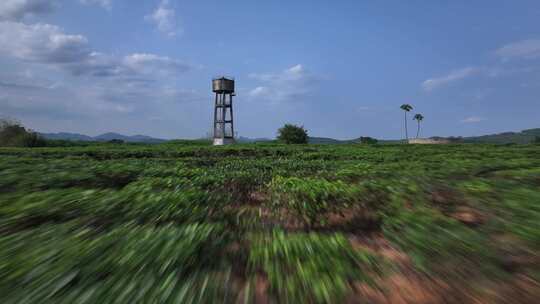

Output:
xmin=231 ymin=192 xmax=540 ymax=303
xmin=449 ymin=206 xmax=485 ymax=226
xmin=347 ymin=234 xmax=540 ymax=304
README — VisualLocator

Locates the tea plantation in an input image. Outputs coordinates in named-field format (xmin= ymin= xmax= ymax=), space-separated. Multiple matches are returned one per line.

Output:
xmin=0 ymin=142 xmax=539 ymax=303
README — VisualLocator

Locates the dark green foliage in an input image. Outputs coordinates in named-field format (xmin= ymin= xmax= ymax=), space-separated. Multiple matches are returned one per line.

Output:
xmin=0 ymin=142 xmax=538 ymax=302
xmin=383 ymin=208 xmax=491 ymax=272
xmin=249 ymin=230 xmax=381 ymax=303
xmin=0 ymin=223 xmax=234 ymax=303
xmin=277 ymin=124 xmax=308 ymax=144
xmin=269 ymin=176 xmax=359 ymax=226
xmin=359 ymin=136 xmax=378 ymax=144
xmin=0 ymin=119 xmax=47 ymax=147
xmin=43 ymin=139 xmax=95 ymax=147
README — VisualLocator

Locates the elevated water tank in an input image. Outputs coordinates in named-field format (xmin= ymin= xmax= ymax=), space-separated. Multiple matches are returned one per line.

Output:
xmin=212 ymin=77 xmax=235 ymax=93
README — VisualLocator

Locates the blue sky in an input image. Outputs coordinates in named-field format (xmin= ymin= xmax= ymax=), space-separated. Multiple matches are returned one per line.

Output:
xmin=0 ymin=0 xmax=539 ymax=139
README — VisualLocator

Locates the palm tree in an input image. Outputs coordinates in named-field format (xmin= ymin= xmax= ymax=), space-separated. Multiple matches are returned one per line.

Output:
xmin=400 ymin=104 xmax=413 ymax=142
xmin=413 ymin=113 xmax=424 ymax=138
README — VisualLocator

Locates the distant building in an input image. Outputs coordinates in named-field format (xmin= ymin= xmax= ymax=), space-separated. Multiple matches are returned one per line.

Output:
xmin=408 ymin=138 xmax=451 ymax=144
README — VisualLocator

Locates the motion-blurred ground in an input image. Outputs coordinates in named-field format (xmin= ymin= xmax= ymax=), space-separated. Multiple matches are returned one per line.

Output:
xmin=0 ymin=143 xmax=539 ymax=303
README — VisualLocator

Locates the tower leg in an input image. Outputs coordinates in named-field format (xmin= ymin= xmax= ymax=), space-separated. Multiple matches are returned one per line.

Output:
xmin=213 ymin=93 xmax=218 ymax=138
xmin=229 ymin=94 xmax=235 ymax=139
xmin=219 ymin=93 xmax=225 ymax=137
xmin=213 ymin=92 xmax=235 ymax=146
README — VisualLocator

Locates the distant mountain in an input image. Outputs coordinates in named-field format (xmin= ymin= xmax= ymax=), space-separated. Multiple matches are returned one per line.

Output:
xmin=461 ymin=128 xmax=540 ymax=144
xmin=39 ymin=128 xmax=540 ymax=145
xmin=308 ymin=128 xmax=540 ymax=145
xmin=39 ymin=132 xmax=94 ymax=142
xmin=93 ymin=132 xmax=166 ymax=143
xmin=39 ymin=132 xmax=167 ymax=143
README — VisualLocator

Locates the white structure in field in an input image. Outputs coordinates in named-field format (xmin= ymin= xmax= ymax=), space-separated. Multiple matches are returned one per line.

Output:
xmin=212 ymin=77 xmax=235 ymax=146
xmin=408 ymin=138 xmax=450 ymax=144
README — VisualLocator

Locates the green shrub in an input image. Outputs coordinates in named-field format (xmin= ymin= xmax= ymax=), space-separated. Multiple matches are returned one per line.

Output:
xmin=0 ymin=223 xmax=234 ymax=303
xmin=0 ymin=185 xmax=228 ymax=230
xmin=0 ymin=119 xmax=47 ymax=147
xmin=277 ymin=124 xmax=308 ymax=144
xmin=497 ymin=188 xmax=540 ymax=249
xmin=249 ymin=230 xmax=381 ymax=304
xmin=383 ymin=208 xmax=494 ymax=273
xmin=269 ymin=176 xmax=359 ymax=226
xmin=359 ymin=137 xmax=378 ymax=145
xmin=0 ymin=140 xmax=539 ymax=300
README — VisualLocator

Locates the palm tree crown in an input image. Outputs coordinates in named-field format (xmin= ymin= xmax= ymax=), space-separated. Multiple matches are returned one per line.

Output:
xmin=400 ymin=104 xmax=413 ymax=112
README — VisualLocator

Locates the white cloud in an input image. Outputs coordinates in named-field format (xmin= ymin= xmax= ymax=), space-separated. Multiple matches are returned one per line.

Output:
xmin=422 ymin=67 xmax=479 ymax=91
xmin=0 ymin=65 xmax=204 ymax=124
xmin=460 ymin=116 xmax=486 ymax=123
xmin=0 ymin=74 xmax=120 ymax=119
xmin=0 ymin=21 xmax=90 ymax=63
xmin=0 ymin=16 xmax=199 ymax=129
xmin=123 ymin=53 xmax=191 ymax=75
xmin=0 ymin=0 xmax=56 ymax=21
xmin=422 ymin=40 xmax=540 ymax=92
xmin=0 ymin=21 xmax=192 ymax=79
xmin=145 ymin=0 xmax=179 ymax=37
xmin=495 ymin=39 xmax=540 ymax=60
xmin=250 ymin=64 xmax=307 ymax=82
xmin=0 ymin=4 xmax=202 ymax=137
xmin=247 ymin=64 xmax=318 ymax=103
xmin=287 ymin=64 xmax=304 ymax=76
xmin=422 ymin=64 xmax=540 ymax=92
xmin=248 ymin=86 xmax=270 ymax=97
xmin=79 ymin=0 xmax=112 ymax=10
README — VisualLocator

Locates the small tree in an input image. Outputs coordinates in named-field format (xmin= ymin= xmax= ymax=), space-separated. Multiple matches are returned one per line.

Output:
xmin=359 ymin=137 xmax=378 ymax=144
xmin=277 ymin=124 xmax=308 ymax=144
xmin=534 ymin=136 xmax=540 ymax=144
xmin=0 ymin=118 xmax=46 ymax=147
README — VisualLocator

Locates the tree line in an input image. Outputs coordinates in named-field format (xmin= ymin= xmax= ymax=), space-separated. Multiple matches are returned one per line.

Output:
xmin=0 ymin=119 xmax=47 ymax=147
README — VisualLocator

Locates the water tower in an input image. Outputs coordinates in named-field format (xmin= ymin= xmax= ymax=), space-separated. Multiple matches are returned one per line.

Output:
xmin=212 ymin=77 xmax=235 ymax=145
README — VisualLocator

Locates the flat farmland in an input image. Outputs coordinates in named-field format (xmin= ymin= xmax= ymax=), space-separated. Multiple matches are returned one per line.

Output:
xmin=0 ymin=143 xmax=539 ymax=303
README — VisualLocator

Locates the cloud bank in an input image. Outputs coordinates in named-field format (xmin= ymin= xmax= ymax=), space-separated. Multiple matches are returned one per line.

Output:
xmin=79 ymin=0 xmax=112 ymax=10
xmin=422 ymin=67 xmax=479 ymax=91
xmin=495 ymin=39 xmax=540 ymax=60
xmin=0 ymin=0 xmax=56 ymax=21
xmin=145 ymin=0 xmax=179 ymax=37
xmin=461 ymin=116 xmax=486 ymax=123
xmin=248 ymin=64 xmax=318 ymax=103
xmin=0 ymin=4 xmax=200 ymax=137
xmin=0 ymin=21 xmax=192 ymax=79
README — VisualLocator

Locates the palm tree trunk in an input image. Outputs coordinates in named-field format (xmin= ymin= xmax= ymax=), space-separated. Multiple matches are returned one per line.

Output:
xmin=404 ymin=112 xmax=408 ymax=142
xmin=416 ymin=121 xmax=420 ymax=138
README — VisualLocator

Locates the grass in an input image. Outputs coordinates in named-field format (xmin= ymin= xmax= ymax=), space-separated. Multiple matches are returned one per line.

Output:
xmin=0 ymin=142 xmax=539 ymax=302
xmin=249 ymin=230 xmax=381 ymax=304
